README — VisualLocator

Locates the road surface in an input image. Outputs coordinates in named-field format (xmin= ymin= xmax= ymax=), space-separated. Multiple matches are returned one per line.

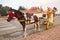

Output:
xmin=0 ymin=16 xmax=60 ymax=40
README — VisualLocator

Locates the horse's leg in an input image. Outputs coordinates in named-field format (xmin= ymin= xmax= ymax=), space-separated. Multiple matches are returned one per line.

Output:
xmin=34 ymin=22 xmax=37 ymax=31
xmin=20 ymin=21 xmax=27 ymax=37
xmin=36 ymin=22 xmax=40 ymax=31
xmin=29 ymin=17 xmax=31 ymax=23
xmin=34 ymin=22 xmax=40 ymax=32
xmin=27 ymin=17 xmax=29 ymax=24
xmin=29 ymin=19 xmax=31 ymax=23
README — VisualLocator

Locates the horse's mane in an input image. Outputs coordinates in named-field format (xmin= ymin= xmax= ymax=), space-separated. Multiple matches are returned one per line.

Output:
xmin=12 ymin=9 xmax=24 ymax=16
xmin=12 ymin=9 xmax=25 ymax=20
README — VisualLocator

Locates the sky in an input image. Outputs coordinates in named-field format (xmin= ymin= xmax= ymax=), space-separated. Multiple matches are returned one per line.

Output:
xmin=0 ymin=0 xmax=60 ymax=14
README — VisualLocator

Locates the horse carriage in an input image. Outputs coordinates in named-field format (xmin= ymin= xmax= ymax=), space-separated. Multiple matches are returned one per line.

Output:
xmin=6 ymin=7 xmax=57 ymax=37
xmin=32 ymin=9 xmax=56 ymax=31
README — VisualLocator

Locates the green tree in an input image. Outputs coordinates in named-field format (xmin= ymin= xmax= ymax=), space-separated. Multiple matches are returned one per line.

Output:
xmin=3 ymin=6 xmax=10 ymax=11
xmin=18 ymin=6 xmax=26 ymax=10
xmin=0 ymin=4 xmax=8 ymax=16
xmin=0 ymin=4 xmax=2 ymax=8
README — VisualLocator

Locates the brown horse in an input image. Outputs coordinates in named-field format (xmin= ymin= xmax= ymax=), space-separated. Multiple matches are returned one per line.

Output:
xmin=7 ymin=9 xmax=27 ymax=37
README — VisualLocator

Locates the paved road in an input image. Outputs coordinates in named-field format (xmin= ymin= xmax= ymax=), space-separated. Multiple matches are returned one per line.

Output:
xmin=0 ymin=16 xmax=60 ymax=40
xmin=22 ymin=25 xmax=60 ymax=40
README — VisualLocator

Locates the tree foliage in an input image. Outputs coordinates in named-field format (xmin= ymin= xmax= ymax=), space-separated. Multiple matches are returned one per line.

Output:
xmin=0 ymin=4 xmax=8 ymax=16
xmin=18 ymin=6 xmax=26 ymax=10
xmin=3 ymin=6 xmax=10 ymax=11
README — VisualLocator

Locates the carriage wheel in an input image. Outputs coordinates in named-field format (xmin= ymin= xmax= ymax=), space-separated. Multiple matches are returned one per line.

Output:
xmin=46 ymin=21 xmax=50 ymax=30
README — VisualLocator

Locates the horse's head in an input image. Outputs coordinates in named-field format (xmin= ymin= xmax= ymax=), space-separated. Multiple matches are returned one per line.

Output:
xmin=7 ymin=9 xmax=16 ymax=22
